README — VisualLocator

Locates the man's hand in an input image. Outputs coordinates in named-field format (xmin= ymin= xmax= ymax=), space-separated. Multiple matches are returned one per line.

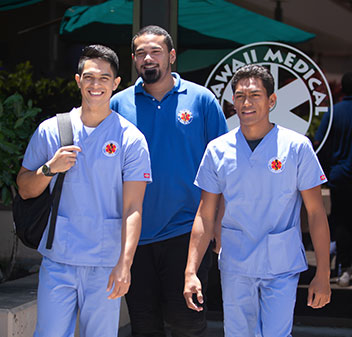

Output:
xmin=183 ymin=273 xmax=204 ymax=312
xmin=48 ymin=145 xmax=81 ymax=174
xmin=106 ymin=263 xmax=131 ymax=300
xmin=307 ymin=274 xmax=331 ymax=308
xmin=16 ymin=145 xmax=82 ymax=199
xmin=183 ymin=191 xmax=220 ymax=311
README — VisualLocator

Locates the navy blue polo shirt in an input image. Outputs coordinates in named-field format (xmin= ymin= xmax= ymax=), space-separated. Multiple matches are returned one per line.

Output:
xmin=110 ymin=73 xmax=228 ymax=244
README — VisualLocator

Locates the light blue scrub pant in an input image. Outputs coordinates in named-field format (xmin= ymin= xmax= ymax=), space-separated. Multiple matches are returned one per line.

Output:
xmin=221 ymin=272 xmax=300 ymax=337
xmin=34 ymin=257 xmax=121 ymax=337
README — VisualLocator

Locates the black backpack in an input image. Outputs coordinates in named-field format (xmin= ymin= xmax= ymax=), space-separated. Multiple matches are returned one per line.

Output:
xmin=13 ymin=112 xmax=73 ymax=249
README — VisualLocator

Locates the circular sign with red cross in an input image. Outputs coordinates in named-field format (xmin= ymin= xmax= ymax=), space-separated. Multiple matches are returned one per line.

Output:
xmin=205 ymin=42 xmax=333 ymax=153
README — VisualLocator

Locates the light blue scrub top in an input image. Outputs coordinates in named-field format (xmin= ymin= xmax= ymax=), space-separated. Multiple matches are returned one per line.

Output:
xmin=195 ymin=125 xmax=327 ymax=278
xmin=22 ymin=108 xmax=152 ymax=267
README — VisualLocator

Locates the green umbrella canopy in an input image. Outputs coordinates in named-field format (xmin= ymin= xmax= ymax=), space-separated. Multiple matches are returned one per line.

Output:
xmin=0 ymin=0 xmax=41 ymax=10
xmin=60 ymin=0 xmax=133 ymax=45
xmin=60 ymin=0 xmax=315 ymax=72
xmin=178 ymin=0 xmax=315 ymax=47
xmin=60 ymin=0 xmax=315 ymax=47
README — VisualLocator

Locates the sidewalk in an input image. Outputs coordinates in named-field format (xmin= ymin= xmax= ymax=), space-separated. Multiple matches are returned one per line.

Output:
xmin=119 ymin=321 xmax=352 ymax=337
xmin=2 ymin=250 xmax=352 ymax=337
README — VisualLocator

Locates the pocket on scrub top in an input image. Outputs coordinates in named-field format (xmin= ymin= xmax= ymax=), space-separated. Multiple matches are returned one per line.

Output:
xmin=219 ymin=227 xmax=243 ymax=269
xmin=51 ymin=215 xmax=69 ymax=253
xmin=102 ymin=218 xmax=122 ymax=259
xmin=267 ymin=226 xmax=307 ymax=275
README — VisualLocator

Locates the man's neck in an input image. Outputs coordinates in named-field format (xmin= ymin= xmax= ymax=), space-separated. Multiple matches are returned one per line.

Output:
xmin=79 ymin=104 xmax=111 ymax=127
xmin=143 ymin=73 xmax=175 ymax=102
xmin=241 ymin=122 xmax=274 ymax=141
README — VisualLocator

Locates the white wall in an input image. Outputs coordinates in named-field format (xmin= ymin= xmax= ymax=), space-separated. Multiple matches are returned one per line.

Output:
xmin=230 ymin=0 xmax=352 ymax=80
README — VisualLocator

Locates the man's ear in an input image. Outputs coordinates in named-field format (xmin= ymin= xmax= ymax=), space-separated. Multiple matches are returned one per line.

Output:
xmin=269 ymin=93 xmax=277 ymax=108
xmin=113 ymin=76 xmax=121 ymax=91
xmin=75 ymin=74 xmax=81 ymax=88
xmin=170 ymin=49 xmax=176 ymax=65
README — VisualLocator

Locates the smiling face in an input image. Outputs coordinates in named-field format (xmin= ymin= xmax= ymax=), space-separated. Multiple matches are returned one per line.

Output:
xmin=233 ymin=77 xmax=276 ymax=138
xmin=132 ymin=33 xmax=175 ymax=84
xmin=75 ymin=58 xmax=120 ymax=109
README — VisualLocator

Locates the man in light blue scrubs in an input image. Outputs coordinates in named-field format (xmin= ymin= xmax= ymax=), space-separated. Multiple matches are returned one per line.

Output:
xmin=184 ymin=65 xmax=331 ymax=337
xmin=17 ymin=45 xmax=152 ymax=337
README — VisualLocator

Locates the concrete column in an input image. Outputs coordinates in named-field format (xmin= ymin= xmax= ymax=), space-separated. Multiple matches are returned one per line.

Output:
xmin=131 ymin=0 xmax=178 ymax=81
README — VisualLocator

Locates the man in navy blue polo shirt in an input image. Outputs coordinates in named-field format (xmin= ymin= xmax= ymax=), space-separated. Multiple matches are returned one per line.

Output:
xmin=315 ymin=72 xmax=352 ymax=287
xmin=110 ymin=25 xmax=228 ymax=337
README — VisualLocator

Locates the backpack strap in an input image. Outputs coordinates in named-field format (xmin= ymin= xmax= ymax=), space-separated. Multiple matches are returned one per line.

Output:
xmin=57 ymin=112 xmax=74 ymax=147
xmin=46 ymin=112 xmax=73 ymax=249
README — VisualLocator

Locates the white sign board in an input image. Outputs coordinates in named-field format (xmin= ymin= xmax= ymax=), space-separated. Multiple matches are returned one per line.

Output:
xmin=205 ymin=42 xmax=333 ymax=153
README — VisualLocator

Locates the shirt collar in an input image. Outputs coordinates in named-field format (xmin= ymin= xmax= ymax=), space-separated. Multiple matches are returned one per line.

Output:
xmin=134 ymin=72 xmax=187 ymax=96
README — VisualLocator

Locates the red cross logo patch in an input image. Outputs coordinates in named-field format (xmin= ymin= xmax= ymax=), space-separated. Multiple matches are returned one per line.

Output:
xmin=103 ymin=140 xmax=118 ymax=157
xmin=177 ymin=109 xmax=193 ymax=125
xmin=268 ymin=157 xmax=285 ymax=173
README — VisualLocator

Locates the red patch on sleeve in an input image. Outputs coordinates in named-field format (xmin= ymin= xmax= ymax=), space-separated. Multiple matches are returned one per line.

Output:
xmin=144 ymin=173 xmax=150 ymax=179
xmin=320 ymin=175 xmax=326 ymax=181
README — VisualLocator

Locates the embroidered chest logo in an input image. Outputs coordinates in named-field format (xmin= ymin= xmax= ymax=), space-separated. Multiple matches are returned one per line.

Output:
xmin=268 ymin=157 xmax=285 ymax=173
xmin=177 ymin=109 xmax=193 ymax=125
xmin=103 ymin=141 xmax=118 ymax=157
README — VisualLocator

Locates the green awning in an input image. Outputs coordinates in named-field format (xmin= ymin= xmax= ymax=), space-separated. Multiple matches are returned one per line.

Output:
xmin=178 ymin=0 xmax=315 ymax=47
xmin=0 ymin=0 xmax=41 ymax=11
xmin=59 ymin=0 xmax=315 ymax=71
xmin=60 ymin=0 xmax=315 ymax=46
xmin=60 ymin=0 xmax=133 ymax=45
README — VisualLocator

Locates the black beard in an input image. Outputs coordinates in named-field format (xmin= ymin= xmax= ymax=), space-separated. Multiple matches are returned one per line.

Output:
xmin=141 ymin=68 xmax=161 ymax=84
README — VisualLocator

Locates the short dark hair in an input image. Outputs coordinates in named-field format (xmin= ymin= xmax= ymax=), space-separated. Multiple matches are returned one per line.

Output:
xmin=78 ymin=45 xmax=119 ymax=78
xmin=131 ymin=25 xmax=174 ymax=53
xmin=341 ymin=72 xmax=352 ymax=96
xmin=231 ymin=64 xmax=274 ymax=97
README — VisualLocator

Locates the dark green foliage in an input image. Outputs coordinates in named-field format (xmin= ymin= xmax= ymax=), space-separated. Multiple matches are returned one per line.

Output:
xmin=0 ymin=61 xmax=80 ymax=205
xmin=0 ymin=93 xmax=41 ymax=204
xmin=0 ymin=61 xmax=80 ymax=119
